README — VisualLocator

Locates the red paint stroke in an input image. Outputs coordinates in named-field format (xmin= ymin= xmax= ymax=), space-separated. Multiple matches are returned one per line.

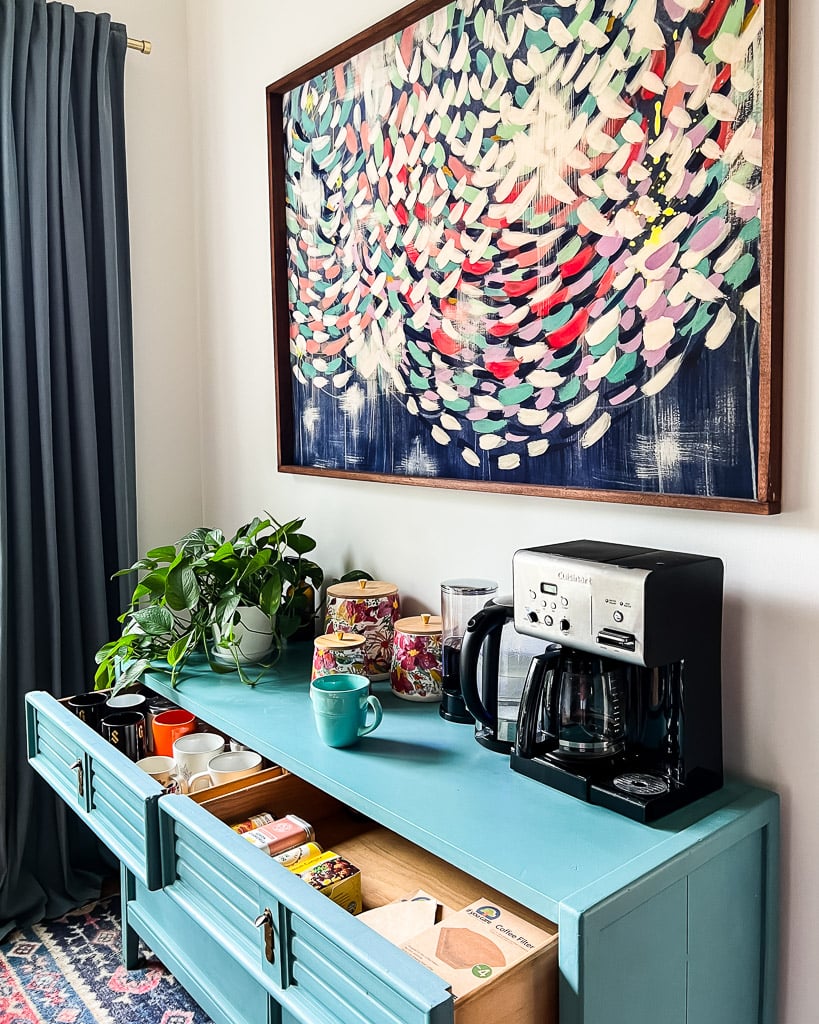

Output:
xmin=488 ymin=320 xmax=520 ymax=338
xmin=504 ymin=277 xmax=540 ymax=298
xmin=360 ymin=121 xmax=370 ymax=155
xmin=699 ymin=0 xmax=732 ymax=40
xmin=400 ymin=26 xmax=415 ymax=70
xmin=486 ymin=358 xmax=521 ymax=379
xmin=324 ymin=338 xmax=347 ymax=356
xmin=641 ymin=50 xmax=667 ymax=100
xmin=713 ymin=63 xmax=732 ymax=93
xmin=595 ymin=265 xmax=617 ymax=299
xmin=345 ymin=124 xmax=359 ymax=155
xmin=414 ymin=203 xmax=429 ymax=221
xmin=334 ymin=64 xmax=346 ymax=96
xmin=394 ymin=202 xmax=409 ymax=226
xmin=433 ymin=328 xmax=461 ymax=356
xmin=378 ymin=176 xmax=390 ymax=206
xmin=705 ymin=119 xmax=732 ymax=168
xmin=663 ymin=81 xmax=687 ymax=120
xmin=560 ymin=247 xmax=595 ymax=279
xmin=547 ymin=309 xmax=589 ymax=350
xmin=532 ymin=287 xmax=569 ymax=317
xmin=462 ymin=259 xmax=494 ymax=275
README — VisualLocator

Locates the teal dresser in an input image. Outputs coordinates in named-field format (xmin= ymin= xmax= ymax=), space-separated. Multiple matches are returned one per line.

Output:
xmin=26 ymin=646 xmax=779 ymax=1024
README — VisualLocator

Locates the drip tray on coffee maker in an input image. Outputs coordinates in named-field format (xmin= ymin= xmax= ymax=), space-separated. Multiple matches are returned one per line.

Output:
xmin=611 ymin=772 xmax=669 ymax=797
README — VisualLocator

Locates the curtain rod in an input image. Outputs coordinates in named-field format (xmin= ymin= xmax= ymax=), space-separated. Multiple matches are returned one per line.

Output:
xmin=127 ymin=37 xmax=152 ymax=54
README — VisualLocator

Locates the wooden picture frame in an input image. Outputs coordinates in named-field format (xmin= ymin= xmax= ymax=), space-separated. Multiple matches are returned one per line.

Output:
xmin=267 ymin=0 xmax=787 ymax=514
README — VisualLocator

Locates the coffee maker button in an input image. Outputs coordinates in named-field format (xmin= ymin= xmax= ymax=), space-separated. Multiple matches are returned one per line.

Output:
xmin=527 ymin=610 xmax=539 ymax=623
xmin=544 ymin=614 xmax=554 ymax=627
xmin=559 ymin=619 xmax=571 ymax=632
xmin=613 ymin=610 xmax=624 ymax=623
xmin=550 ymin=601 xmax=557 ymax=610
xmin=561 ymin=596 xmax=569 ymax=607
xmin=529 ymin=589 xmax=537 ymax=600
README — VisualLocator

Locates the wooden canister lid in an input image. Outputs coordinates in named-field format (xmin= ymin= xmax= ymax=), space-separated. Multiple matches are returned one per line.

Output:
xmin=314 ymin=631 xmax=366 ymax=650
xmin=326 ymin=579 xmax=398 ymax=599
xmin=394 ymin=614 xmax=443 ymax=636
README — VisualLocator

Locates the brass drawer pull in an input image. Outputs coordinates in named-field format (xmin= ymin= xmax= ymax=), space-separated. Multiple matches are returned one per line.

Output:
xmin=254 ymin=907 xmax=276 ymax=964
xmin=69 ymin=758 xmax=84 ymax=797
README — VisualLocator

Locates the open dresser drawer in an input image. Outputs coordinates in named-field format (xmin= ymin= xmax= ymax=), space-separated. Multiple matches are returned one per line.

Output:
xmin=25 ymin=690 xmax=164 ymax=890
xmin=160 ymin=772 xmax=559 ymax=1024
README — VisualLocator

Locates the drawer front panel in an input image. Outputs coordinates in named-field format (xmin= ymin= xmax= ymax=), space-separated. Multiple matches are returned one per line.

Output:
xmin=26 ymin=691 xmax=162 ymax=889
xmin=159 ymin=794 xmax=454 ymax=1024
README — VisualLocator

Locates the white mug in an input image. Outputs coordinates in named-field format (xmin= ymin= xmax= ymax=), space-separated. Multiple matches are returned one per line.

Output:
xmin=135 ymin=755 xmax=176 ymax=788
xmin=187 ymin=750 xmax=262 ymax=793
xmin=172 ymin=732 xmax=225 ymax=789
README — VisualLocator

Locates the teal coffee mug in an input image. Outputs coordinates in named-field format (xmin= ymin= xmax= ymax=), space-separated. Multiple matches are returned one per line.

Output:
xmin=310 ymin=673 xmax=383 ymax=748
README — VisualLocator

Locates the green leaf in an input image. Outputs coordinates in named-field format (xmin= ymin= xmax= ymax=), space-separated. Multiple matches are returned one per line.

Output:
xmin=239 ymin=548 xmax=272 ymax=581
xmin=214 ymin=591 xmax=241 ymax=632
xmin=167 ymin=632 xmax=194 ymax=667
xmin=165 ymin=563 xmax=200 ymax=611
xmin=212 ymin=541 xmax=236 ymax=561
xmin=131 ymin=605 xmax=174 ymax=636
xmin=145 ymin=545 xmax=177 ymax=562
xmin=135 ymin=568 xmax=168 ymax=598
xmin=259 ymin=570 xmax=283 ymax=617
xmin=288 ymin=533 xmax=316 ymax=555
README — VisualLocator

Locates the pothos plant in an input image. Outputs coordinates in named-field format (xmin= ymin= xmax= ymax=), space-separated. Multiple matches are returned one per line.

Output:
xmin=94 ymin=515 xmax=324 ymax=690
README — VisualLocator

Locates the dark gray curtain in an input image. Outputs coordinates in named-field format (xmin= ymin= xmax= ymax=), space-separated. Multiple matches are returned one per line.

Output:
xmin=0 ymin=0 xmax=137 ymax=936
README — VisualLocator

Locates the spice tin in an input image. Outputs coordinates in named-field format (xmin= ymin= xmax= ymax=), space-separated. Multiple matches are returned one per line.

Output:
xmin=273 ymin=841 xmax=323 ymax=869
xmin=390 ymin=614 xmax=444 ymax=702
xmin=241 ymin=814 xmax=315 ymax=857
xmin=311 ymin=631 xmax=367 ymax=681
xmin=231 ymin=812 xmax=276 ymax=835
xmin=325 ymin=579 xmax=401 ymax=680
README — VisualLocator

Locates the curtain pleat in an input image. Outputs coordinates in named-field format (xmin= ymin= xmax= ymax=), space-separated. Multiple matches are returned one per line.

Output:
xmin=0 ymin=0 xmax=137 ymax=935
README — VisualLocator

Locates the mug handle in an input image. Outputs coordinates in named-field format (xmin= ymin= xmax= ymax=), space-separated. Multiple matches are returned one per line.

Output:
xmin=187 ymin=771 xmax=213 ymax=793
xmin=359 ymin=695 xmax=383 ymax=737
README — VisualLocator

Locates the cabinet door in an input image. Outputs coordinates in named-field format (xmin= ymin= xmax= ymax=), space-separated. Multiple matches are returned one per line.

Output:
xmin=25 ymin=691 xmax=163 ymax=890
xmin=158 ymin=793 xmax=454 ymax=1024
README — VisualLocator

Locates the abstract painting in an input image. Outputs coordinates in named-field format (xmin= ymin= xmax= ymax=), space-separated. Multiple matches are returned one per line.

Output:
xmin=267 ymin=0 xmax=786 ymax=512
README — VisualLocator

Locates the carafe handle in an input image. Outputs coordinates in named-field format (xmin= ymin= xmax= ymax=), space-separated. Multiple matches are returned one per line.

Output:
xmin=514 ymin=650 xmax=560 ymax=759
xmin=459 ymin=603 xmax=510 ymax=730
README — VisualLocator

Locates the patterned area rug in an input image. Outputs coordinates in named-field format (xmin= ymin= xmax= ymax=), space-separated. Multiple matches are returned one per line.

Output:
xmin=0 ymin=895 xmax=212 ymax=1023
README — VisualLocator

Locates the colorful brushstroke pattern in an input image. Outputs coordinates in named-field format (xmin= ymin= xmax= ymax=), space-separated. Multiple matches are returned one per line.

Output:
xmin=282 ymin=0 xmax=765 ymax=498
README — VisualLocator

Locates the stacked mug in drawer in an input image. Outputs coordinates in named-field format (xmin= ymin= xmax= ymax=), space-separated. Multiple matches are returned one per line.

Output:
xmin=187 ymin=771 xmax=559 ymax=1024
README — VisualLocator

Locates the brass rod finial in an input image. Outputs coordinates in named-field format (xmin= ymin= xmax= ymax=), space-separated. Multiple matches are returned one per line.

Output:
xmin=127 ymin=38 xmax=152 ymax=54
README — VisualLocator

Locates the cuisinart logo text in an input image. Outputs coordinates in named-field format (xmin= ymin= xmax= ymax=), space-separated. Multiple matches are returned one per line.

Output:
xmin=467 ymin=906 xmax=536 ymax=950
xmin=557 ymin=570 xmax=591 ymax=585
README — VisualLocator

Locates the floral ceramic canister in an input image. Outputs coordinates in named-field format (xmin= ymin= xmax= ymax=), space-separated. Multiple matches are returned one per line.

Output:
xmin=324 ymin=579 xmax=400 ymax=681
xmin=311 ymin=631 xmax=367 ymax=682
xmin=390 ymin=614 xmax=443 ymax=702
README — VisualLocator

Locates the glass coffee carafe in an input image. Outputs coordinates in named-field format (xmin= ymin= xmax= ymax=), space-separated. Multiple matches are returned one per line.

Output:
xmin=439 ymin=579 xmax=498 ymax=723
xmin=517 ymin=649 xmax=626 ymax=761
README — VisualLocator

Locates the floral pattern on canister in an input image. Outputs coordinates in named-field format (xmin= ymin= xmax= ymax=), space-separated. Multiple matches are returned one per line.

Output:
xmin=325 ymin=581 xmax=401 ymax=679
xmin=390 ymin=615 xmax=443 ymax=702
xmin=311 ymin=632 xmax=367 ymax=681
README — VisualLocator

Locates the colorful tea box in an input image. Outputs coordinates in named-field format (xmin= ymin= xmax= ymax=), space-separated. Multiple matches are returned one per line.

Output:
xmin=288 ymin=850 xmax=362 ymax=915
xmin=240 ymin=814 xmax=314 ymax=856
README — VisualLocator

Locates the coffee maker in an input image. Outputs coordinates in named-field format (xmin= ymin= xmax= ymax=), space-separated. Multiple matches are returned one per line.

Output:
xmin=510 ymin=540 xmax=724 ymax=822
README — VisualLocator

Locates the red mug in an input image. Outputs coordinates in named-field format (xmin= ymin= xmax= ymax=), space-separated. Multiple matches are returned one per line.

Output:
xmin=152 ymin=708 xmax=196 ymax=757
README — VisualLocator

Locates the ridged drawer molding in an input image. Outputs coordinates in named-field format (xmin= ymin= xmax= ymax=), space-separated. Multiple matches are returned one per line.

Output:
xmin=158 ymin=794 xmax=455 ymax=1024
xmin=26 ymin=691 xmax=163 ymax=890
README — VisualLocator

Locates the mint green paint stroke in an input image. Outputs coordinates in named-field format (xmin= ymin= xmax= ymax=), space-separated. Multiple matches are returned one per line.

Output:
xmin=473 ymin=418 xmax=508 ymax=434
xmin=724 ymin=253 xmax=756 ymax=288
xmin=498 ymin=383 xmax=534 ymax=405
xmin=608 ymin=351 xmax=638 ymax=384
xmin=558 ymin=377 xmax=581 ymax=402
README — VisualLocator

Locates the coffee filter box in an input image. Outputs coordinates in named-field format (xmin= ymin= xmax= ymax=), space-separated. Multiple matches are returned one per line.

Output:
xmin=401 ymin=898 xmax=558 ymax=1024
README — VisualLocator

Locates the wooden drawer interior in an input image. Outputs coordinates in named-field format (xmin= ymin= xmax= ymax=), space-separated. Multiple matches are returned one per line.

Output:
xmin=193 ymin=772 xmax=559 ymax=1024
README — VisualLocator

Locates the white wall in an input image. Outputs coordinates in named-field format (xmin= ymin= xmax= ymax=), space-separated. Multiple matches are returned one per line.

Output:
xmin=78 ymin=1 xmax=819 ymax=1020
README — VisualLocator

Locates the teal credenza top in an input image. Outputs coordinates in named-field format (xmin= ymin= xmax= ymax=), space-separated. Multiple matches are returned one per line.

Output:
xmin=144 ymin=645 xmax=775 ymax=927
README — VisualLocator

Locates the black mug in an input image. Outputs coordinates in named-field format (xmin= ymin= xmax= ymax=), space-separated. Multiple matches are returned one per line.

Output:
xmin=102 ymin=711 xmax=147 ymax=761
xmin=67 ymin=691 xmax=109 ymax=734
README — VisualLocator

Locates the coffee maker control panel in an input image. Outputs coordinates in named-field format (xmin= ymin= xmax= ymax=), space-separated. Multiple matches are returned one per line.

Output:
xmin=513 ymin=548 xmax=650 ymax=666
